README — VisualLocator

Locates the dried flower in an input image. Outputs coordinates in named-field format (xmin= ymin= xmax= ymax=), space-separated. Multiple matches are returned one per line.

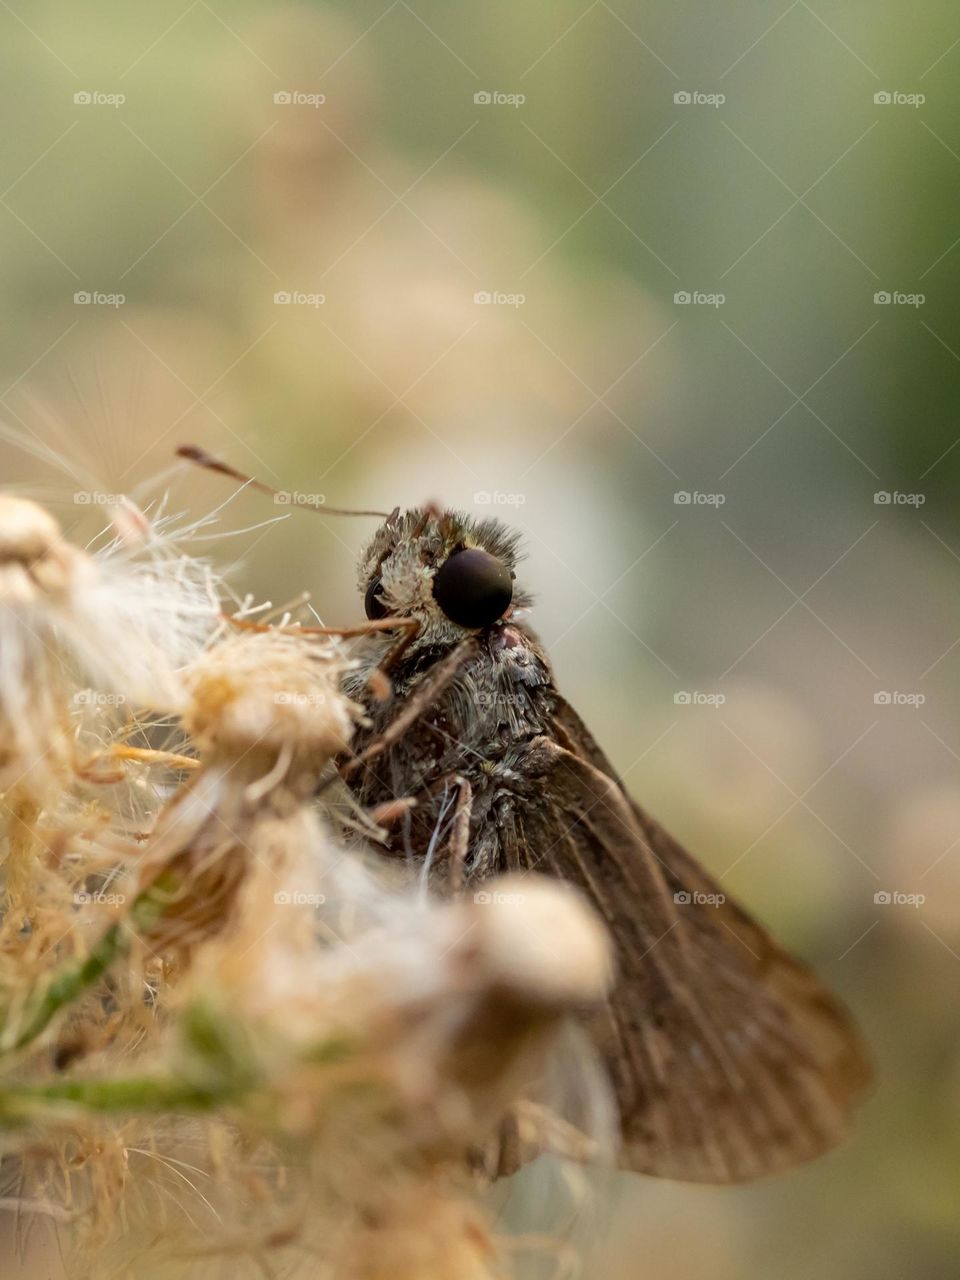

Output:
xmin=0 ymin=493 xmax=615 ymax=1280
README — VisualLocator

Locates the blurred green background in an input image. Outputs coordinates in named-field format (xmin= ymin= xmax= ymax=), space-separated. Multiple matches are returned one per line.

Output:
xmin=1 ymin=2 xmax=959 ymax=1276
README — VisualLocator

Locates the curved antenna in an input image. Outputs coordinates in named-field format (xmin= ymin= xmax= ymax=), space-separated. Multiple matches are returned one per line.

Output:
xmin=175 ymin=445 xmax=389 ymax=518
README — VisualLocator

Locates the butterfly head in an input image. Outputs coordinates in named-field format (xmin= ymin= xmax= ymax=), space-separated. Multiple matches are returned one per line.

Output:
xmin=358 ymin=507 xmax=531 ymax=643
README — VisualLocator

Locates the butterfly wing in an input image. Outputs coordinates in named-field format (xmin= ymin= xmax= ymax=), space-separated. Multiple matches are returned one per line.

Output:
xmin=512 ymin=700 xmax=872 ymax=1182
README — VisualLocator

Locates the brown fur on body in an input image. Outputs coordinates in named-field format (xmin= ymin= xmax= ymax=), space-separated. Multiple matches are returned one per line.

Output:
xmin=343 ymin=507 xmax=555 ymax=884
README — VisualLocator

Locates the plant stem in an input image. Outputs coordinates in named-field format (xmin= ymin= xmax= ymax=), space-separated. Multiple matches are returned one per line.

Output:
xmin=0 ymin=1074 xmax=230 ymax=1122
xmin=2 ymin=871 xmax=177 ymax=1055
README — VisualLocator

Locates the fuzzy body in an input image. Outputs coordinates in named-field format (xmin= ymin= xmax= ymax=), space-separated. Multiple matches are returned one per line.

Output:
xmin=344 ymin=508 xmax=557 ymax=883
xmin=349 ymin=619 xmax=561 ymax=882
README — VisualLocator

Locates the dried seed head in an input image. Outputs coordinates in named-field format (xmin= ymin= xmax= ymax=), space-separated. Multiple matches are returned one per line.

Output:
xmin=419 ymin=875 xmax=615 ymax=1142
xmin=455 ymin=874 xmax=615 ymax=1013
xmin=0 ymin=495 xmax=222 ymax=810
xmin=0 ymin=494 xmax=88 ymax=601
xmin=183 ymin=630 xmax=359 ymax=764
xmin=217 ymin=867 xmax=617 ymax=1156
xmin=73 ymin=541 xmax=221 ymax=714
xmin=0 ymin=498 xmax=88 ymax=803
xmin=341 ymin=1185 xmax=496 ymax=1280
xmin=0 ymin=494 xmax=65 ymax=563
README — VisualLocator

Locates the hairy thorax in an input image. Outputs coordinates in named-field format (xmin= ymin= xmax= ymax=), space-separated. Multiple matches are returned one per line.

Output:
xmin=347 ymin=621 xmax=558 ymax=878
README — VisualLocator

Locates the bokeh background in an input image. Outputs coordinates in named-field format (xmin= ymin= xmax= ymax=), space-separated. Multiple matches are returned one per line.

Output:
xmin=1 ymin=2 xmax=959 ymax=1276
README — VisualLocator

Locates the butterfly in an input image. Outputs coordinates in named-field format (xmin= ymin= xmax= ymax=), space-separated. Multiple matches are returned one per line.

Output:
xmin=339 ymin=506 xmax=872 ymax=1183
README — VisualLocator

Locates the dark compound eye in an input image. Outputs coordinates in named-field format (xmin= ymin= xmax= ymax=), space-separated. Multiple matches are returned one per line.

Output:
xmin=433 ymin=548 xmax=513 ymax=629
xmin=364 ymin=576 xmax=389 ymax=620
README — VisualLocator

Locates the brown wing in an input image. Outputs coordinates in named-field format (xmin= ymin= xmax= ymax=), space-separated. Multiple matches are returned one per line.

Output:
xmin=512 ymin=700 xmax=872 ymax=1183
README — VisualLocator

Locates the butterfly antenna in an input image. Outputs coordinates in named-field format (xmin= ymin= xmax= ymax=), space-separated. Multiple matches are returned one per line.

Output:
xmin=175 ymin=444 xmax=389 ymax=518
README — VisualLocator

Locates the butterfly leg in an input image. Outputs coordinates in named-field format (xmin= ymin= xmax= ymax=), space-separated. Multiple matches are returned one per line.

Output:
xmin=445 ymin=773 xmax=472 ymax=895
xmin=338 ymin=637 xmax=479 ymax=785
xmin=366 ymin=772 xmax=473 ymax=893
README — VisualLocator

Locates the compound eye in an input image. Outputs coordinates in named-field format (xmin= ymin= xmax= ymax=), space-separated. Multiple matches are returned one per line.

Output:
xmin=433 ymin=548 xmax=513 ymax=629
xmin=364 ymin=576 xmax=389 ymax=620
